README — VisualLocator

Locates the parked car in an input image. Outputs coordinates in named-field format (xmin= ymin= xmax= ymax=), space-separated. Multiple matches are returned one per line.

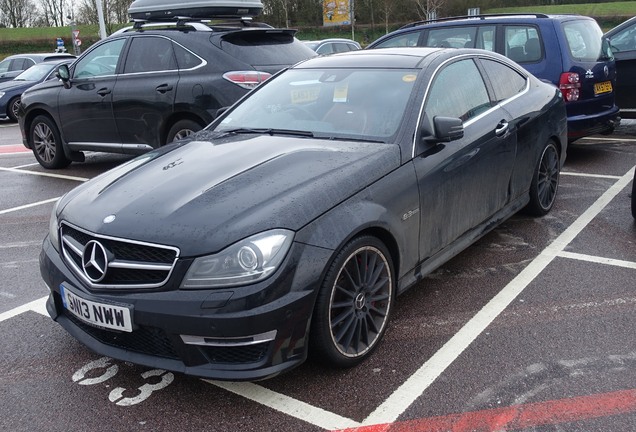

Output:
xmin=604 ymin=16 xmax=636 ymax=119
xmin=303 ymin=38 xmax=361 ymax=54
xmin=18 ymin=18 xmax=316 ymax=169
xmin=41 ymin=47 xmax=567 ymax=381
xmin=0 ymin=59 xmax=74 ymax=122
xmin=0 ymin=53 xmax=75 ymax=83
xmin=368 ymin=13 xmax=620 ymax=143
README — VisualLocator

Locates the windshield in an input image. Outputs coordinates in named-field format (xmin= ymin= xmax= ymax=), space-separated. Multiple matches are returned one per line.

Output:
xmin=15 ymin=63 xmax=56 ymax=81
xmin=562 ymin=20 xmax=613 ymax=61
xmin=215 ymin=68 xmax=418 ymax=141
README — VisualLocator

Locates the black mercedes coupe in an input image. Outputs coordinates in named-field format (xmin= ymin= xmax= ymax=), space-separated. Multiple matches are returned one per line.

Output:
xmin=41 ymin=47 xmax=568 ymax=380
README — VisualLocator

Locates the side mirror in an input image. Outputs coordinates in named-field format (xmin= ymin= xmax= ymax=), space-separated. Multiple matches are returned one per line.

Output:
xmin=433 ymin=116 xmax=464 ymax=142
xmin=56 ymin=64 xmax=71 ymax=88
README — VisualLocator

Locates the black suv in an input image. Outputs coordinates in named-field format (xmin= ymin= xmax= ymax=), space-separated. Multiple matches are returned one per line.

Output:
xmin=19 ymin=18 xmax=316 ymax=169
xmin=369 ymin=13 xmax=620 ymax=143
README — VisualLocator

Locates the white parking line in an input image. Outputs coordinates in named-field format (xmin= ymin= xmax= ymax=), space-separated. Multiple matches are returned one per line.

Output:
xmin=0 ymin=296 xmax=48 ymax=323
xmin=579 ymin=136 xmax=636 ymax=143
xmin=205 ymin=380 xmax=362 ymax=430
xmin=0 ymin=166 xmax=88 ymax=182
xmin=558 ymin=251 xmax=636 ymax=270
xmin=561 ymin=172 xmax=623 ymax=180
xmin=0 ymin=197 xmax=60 ymax=215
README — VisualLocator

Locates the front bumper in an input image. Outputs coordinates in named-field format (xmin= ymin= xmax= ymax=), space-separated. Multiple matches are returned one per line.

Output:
xmin=40 ymin=236 xmax=331 ymax=381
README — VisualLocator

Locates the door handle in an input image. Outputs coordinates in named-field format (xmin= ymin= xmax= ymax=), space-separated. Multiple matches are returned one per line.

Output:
xmin=156 ymin=84 xmax=173 ymax=93
xmin=97 ymin=88 xmax=111 ymax=97
xmin=495 ymin=120 xmax=509 ymax=137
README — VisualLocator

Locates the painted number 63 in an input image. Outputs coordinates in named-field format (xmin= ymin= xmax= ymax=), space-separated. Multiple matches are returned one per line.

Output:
xmin=72 ymin=357 xmax=174 ymax=406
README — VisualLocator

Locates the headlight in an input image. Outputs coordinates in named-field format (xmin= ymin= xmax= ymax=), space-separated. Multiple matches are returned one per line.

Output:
xmin=181 ymin=229 xmax=294 ymax=289
xmin=48 ymin=198 xmax=62 ymax=252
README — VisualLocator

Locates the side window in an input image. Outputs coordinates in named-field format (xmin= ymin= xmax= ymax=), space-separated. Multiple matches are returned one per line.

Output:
xmin=173 ymin=43 xmax=203 ymax=70
xmin=124 ymin=37 xmax=176 ymax=73
xmin=375 ymin=31 xmax=422 ymax=48
xmin=316 ymin=43 xmax=334 ymax=55
xmin=74 ymin=39 xmax=126 ymax=78
xmin=608 ymin=23 xmax=636 ymax=52
xmin=477 ymin=27 xmax=495 ymax=51
xmin=480 ymin=59 xmax=527 ymax=103
xmin=10 ymin=58 xmax=26 ymax=71
xmin=504 ymin=26 xmax=542 ymax=63
xmin=426 ymin=26 xmax=481 ymax=48
xmin=23 ymin=58 xmax=35 ymax=69
xmin=425 ymin=59 xmax=492 ymax=122
xmin=0 ymin=58 xmax=9 ymax=73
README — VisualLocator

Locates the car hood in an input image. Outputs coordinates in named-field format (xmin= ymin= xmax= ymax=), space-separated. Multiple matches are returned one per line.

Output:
xmin=59 ymin=136 xmax=401 ymax=256
xmin=0 ymin=80 xmax=34 ymax=92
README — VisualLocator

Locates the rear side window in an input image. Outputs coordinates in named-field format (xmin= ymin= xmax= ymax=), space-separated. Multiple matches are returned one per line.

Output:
xmin=480 ymin=59 xmax=527 ymax=103
xmin=374 ymin=31 xmax=422 ymax=48
xmin=562 ymin=20 xmax=611 ymax=61
xmin=426 ymin=26 xmax=495 ymax=50
xmin=504 ymin=26 xmax=542 ymax=63
xmin=221 ymin=32 xmax=315 ymax=65
xmin=124 ymin=37 xmax=176 ymax=73
xmin=174 ymin=43 xmax=203 ymax=70
xmin=426 ymin=59 xmax=491 ymax=122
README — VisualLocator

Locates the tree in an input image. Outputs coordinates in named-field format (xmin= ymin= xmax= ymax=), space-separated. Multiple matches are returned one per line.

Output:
xmin=0 ymin=0 xmax=36 ymax=27
xmin=40 ymin=0 xmax=67 ymax=27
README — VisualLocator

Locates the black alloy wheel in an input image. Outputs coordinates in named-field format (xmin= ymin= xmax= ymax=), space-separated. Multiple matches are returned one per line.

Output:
xmin=30 ymin=115 xmax=71 ymax=169
xmin=7 ymin=97 xmax=20 ymax=122
xmin=311 ymin=236 xmax=395 ymax=367
xmin=527 ymin=140 xmax=560 ymax=216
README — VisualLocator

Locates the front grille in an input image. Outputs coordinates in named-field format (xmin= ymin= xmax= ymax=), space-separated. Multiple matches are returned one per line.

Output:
xmin=65 ymin=311 xmax=180 ymax=359
xmin=199 ymin=343 xmax=271 ymax=364
xmin=60 ymin=222 xmax=179 ymax=289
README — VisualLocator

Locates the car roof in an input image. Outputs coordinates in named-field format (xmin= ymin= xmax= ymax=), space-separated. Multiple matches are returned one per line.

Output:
xmin=397 ymin=13 xmax=590 ymax=30
xmin=295 ymin=46 xmax=507 ymax=69
xmin=5 ymin=53 xmax=76 ymax=61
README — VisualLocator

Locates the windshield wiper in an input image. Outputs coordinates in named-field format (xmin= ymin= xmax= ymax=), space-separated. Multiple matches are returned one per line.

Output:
xmin=216 ymin=128 xmax=314 ymax=138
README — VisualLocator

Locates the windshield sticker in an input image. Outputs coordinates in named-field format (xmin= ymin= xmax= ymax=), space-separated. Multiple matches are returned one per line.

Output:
xmin=403 ymin=74 xmax=417 ymax=83
xmin=333 ymin=83 xmax=349 ymax=102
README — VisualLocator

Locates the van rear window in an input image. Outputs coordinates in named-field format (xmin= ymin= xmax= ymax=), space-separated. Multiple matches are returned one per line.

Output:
xmin=562 ymin=20 xmax=612 ymax=61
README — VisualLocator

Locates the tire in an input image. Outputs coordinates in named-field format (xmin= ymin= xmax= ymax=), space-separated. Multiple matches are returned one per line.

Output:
xmin=165 ymin=119 xmax=202 ymax=144
xmin=30 ymin=115 xmax=71 ymax=169
xmin=310 ymin=235 xmax=395 ymax=368
xmin=526 ymin=140 xmax=560 ymax=216
xmin=7 ymin=97 xmax=20 ymax=122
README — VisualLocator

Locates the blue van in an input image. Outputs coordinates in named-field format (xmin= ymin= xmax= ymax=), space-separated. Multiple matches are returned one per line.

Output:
xmin=368 ymin=14 xmax=620 ymax=142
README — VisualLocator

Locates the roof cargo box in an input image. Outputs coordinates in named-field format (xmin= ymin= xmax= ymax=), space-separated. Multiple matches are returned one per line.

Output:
xmin=128 ymin=0 xmax=263 ymax=20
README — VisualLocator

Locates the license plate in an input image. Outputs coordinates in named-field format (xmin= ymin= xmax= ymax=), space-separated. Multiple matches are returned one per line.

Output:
xmin=60 ymin=284 xmax=133 ymax=332
xmin=594 ymin=81 xmax=612 ymax=95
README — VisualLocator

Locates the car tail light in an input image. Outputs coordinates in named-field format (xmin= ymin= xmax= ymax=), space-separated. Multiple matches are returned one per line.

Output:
xmin=223 ymin=71 xmax=272 ymax=90
xmin=559 ymin=72 xmax=580 ymax=102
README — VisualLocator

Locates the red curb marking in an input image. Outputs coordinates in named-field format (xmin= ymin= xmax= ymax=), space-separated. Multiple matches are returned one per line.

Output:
xmin=337 ymin=388 xmax=636 ymax=432
xmin=0 ymin=145 xmax=29 ymax=154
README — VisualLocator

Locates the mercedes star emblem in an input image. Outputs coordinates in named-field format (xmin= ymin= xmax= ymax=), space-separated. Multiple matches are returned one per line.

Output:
xmin=82 ymin=240 xmax=109 ymax=283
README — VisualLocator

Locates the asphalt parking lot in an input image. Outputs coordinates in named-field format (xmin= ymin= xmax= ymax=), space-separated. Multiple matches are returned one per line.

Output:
xmin=1 ymin=119 xmax=634 ymax=431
